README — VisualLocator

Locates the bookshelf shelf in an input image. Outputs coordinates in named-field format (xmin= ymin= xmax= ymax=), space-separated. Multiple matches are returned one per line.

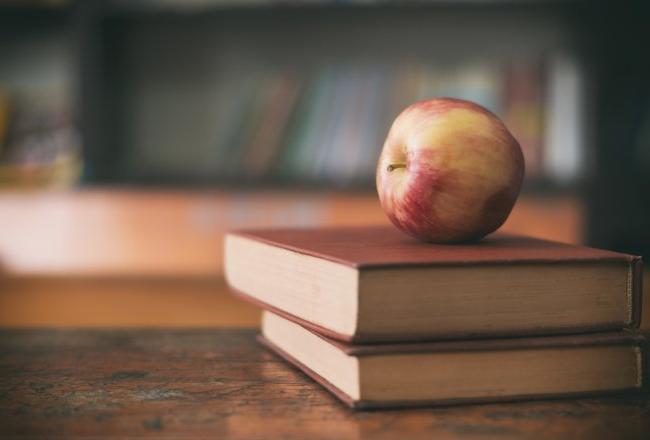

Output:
xmin=0 ymin=189 xmax=582 ymax=278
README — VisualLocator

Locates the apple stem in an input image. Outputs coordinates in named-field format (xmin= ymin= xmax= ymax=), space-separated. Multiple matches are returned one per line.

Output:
xmin=387 ymin=163 xmax=406 ymax=172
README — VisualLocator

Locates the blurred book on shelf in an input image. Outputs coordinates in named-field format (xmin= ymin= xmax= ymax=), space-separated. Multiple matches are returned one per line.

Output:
xmin=125 ymin=57 xmax=577 ymax=189
xmin=0 ymin=89 xmax=81 ymax=188
xmin=502 ymin=60 xmax=545 ymax=178
xmin=0 ymin=7 xmax=81 ymax=189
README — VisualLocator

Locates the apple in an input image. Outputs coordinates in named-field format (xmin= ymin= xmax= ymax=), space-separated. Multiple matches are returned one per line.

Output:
xmin=376 ymin=98 xmax=525 ymax=243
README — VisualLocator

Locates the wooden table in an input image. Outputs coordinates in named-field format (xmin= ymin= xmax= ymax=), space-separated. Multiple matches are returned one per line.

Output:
xmin=1 ymin=329 xmax=648 ymax=439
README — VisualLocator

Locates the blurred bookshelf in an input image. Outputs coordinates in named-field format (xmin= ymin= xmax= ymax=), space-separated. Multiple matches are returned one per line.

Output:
xmin=1 ymin=0 xmax=649 ymax=255
xmin=0 ymin=0 xmax=597 ymax=191
xmin=81 ymin=0 xmax=586 ymax=192
xmin=2 ymin=1 xmax=650 ymax=328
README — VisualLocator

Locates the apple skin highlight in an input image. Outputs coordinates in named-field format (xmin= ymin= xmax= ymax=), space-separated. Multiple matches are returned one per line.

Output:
xmin=376 ymin=98 xmax=525 ymax=243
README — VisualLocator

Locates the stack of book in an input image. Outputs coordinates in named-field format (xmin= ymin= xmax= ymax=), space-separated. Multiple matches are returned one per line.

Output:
xmin=224 ymin=226 xmax=645 ymax=409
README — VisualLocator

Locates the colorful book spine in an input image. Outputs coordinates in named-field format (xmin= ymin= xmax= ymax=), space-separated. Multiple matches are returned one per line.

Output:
xmin=207 ymin=58 xmax=551 ymax=186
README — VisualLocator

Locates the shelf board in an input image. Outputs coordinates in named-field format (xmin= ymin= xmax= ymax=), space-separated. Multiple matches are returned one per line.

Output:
xmin=0 ymin=188 xmax=582 ymax=278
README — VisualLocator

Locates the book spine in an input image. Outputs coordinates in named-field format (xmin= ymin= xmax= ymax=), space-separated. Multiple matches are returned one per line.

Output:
xmin=630 ymin=257 xmax=643 ymax=329
xmin=206 ymin=58 xmax=553 ymax=187
xmin=502 ymin=60 xmax=545 ymax=178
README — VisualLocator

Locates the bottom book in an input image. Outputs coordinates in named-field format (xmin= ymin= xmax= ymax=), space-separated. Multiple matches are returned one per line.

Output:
xmin=259 ymin=311 xmax=646 ymax=409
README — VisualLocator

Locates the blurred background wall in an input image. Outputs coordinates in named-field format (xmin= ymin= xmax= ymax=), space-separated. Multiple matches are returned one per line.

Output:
xmin=0 ymin=0 xmax=648 ymax=327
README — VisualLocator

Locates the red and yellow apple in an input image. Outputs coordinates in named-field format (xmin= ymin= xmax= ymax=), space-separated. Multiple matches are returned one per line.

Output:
xmin=376 ymin=98 xmax=525 ymax=243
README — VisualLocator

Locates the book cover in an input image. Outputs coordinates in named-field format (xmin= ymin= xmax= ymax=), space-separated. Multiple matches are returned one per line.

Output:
xmin=226 ymin=226 xmax=642 ymax=343
xmin=259 ymin=312 xmax=647 ymax=409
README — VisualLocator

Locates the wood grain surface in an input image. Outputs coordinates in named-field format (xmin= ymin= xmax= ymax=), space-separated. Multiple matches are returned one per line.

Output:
xmin=0 ymin=329 xmax=648 ymax=439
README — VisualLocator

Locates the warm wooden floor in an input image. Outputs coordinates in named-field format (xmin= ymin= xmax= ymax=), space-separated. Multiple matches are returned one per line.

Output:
xmin=2 ymin=189 xmax=645 ymax=330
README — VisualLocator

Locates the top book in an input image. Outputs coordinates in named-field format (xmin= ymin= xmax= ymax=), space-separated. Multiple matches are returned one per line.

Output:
xmin=224 ymin=226 xmax=642 ymax=343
